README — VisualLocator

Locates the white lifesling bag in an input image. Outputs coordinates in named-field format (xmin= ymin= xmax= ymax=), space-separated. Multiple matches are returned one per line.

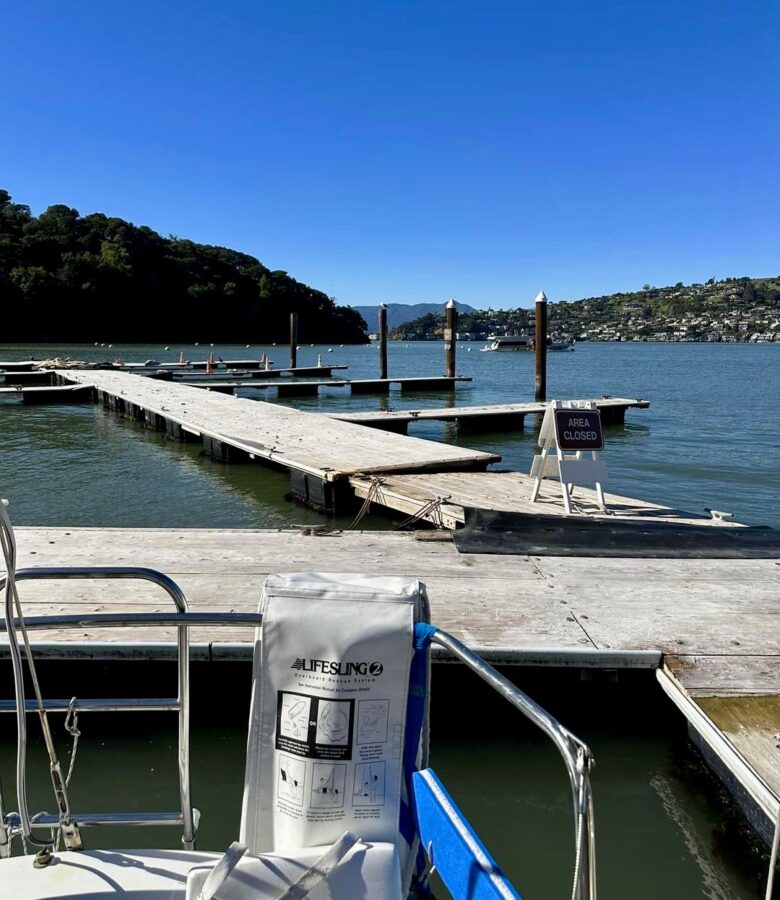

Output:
xmin=238 ymin=572 xmax=431 ymax=892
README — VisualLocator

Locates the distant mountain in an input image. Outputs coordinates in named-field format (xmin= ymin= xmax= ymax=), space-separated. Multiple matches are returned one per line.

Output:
xmin=351 ymin=301 xmax=477 ymax=331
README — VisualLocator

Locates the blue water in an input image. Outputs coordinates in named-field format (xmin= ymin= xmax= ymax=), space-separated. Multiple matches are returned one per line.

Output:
xmin=0 ymin=340 xmax=777 ymax=528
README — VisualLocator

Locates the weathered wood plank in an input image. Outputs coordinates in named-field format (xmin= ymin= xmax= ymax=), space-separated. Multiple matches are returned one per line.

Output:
xmin=667 ymin=655 xmax=780 ymax=696
xmin=5 ymin=527 xmax=778 ymax=694
xmin=349 ymin=470 xmax=732 ymax=528
xmin=695 ymin=696 xmax=780 ymax=806
xmin=330 ymin=397 xmax=649 ymax=428
xmin=58 ymin=370 xmax=499 ymax=479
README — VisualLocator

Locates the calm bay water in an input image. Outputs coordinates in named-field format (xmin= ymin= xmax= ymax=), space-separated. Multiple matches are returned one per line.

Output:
xmin=0 ymin=340 xmax=777 ymax=897
xmin=1 ymin=340 xmax=778 ymax=528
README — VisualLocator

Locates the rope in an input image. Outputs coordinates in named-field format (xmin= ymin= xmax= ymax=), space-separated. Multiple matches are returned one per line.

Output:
xmin=348 ymin=477 xmax=384 ymax=530
xmin=0 ymin=500 xmax=75 ymax=850
xmin=64 ymin=698 xmax=81 ymax=788
xmin=392 ymin=495 xmax=450 ymax=531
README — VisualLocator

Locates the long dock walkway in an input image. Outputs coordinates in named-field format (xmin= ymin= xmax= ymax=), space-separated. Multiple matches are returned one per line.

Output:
xmin=329 ymin=396 xmax=649 ymax=432
xmin=170 ymin=375 xmax=471 ymax=396
xmin=57 ymin=370 xmax=499 ymax=506
xmin=4 ymin=525 xmax=778 ymax=845
xmin=1 ymin=365 xmax=345 ymax=385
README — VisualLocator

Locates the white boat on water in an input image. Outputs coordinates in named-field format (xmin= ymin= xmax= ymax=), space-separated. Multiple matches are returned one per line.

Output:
xmin=481 ymin=334 xmax=575 ymax=352
xmin=0 ymin=501 xmax=596 ymax=899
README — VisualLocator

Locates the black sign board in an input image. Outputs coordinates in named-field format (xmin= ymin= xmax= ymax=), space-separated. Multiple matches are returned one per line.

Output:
xmin=554 ymin=408 xmax=604 ymax=451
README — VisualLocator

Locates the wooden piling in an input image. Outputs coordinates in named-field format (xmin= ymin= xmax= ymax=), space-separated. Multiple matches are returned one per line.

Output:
xmin=534 ymin=290 xmax=547 ymax=402
xmin=290 ymin=312 xmax=298 ymax=369
xmin=444 ymin=299 xmax=457 ymax=378
xmin=378 ymin=303 xmax=388 ymax=380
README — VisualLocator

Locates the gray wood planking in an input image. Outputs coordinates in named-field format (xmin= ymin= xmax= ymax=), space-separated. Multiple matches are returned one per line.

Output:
xmin=329 ymin=396 xmax=650 ymax=427
xmin=58 ymin=370 xmax=499 ymax=479
xmin=5 ymin=527 xmax=777 ymax=688
xmin=348 ymin=470 xmax=731 ymax=528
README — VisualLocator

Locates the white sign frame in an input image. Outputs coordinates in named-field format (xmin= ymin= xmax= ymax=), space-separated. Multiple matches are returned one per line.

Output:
xmin=529 ymin=400 xmax=608 ymax=514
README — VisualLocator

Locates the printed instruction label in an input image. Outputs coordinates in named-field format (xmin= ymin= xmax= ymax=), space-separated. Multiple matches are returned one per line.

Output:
xmin=276 ymin=690 xmax=355 ymax=760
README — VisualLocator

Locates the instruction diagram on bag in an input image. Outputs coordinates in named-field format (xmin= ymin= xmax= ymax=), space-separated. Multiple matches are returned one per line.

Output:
xmin=279 ymin=693 xmax=312 ymax=740
xmin=357 ymin=699 xmax=389 ymax=744
xmin=353 ymin=761 xmax=386 ymax=806
xmin=276 ymin=691 xmax=354 ymax=760
xmin=315 ymin=699 xmax=351 ymax=746
xmin=277 ymin=754 xmax=305 ymax=807
xmin=310 ymin=763 xmax=346 ymax=809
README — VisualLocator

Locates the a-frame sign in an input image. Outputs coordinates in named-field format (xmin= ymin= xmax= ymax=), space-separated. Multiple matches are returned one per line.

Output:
xmin=529 ymin=400 xmax=608 ymax=514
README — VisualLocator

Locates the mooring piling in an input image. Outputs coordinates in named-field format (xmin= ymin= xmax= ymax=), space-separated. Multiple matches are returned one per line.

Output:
xmin=378 ymin=303 xmax=388 ymax=380
xmin=289 ymin=312 xmax=298 ymax=369
xmin=445 ymin=298 xmax=457 ymax=378
xmin=534 ymin=290 xmax=548 ymax=402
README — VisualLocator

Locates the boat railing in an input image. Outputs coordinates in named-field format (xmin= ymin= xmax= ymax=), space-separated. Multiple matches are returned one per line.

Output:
xmin=0 ymin=568 xmax=595 ymax=898
xmin=0 ymin=566 xmax=264 ymax=857
xmin=430 ymin=628 xmax=596 ymax=899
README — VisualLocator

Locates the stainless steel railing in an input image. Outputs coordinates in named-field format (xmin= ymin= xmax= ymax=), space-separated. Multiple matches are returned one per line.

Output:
xmin=1 ymin=574 xmax=594 ymax=898
xmin=430 ymin=629 xmax=596 ymax=900
xmin=0 ymin=567 xmax=262 ymax=855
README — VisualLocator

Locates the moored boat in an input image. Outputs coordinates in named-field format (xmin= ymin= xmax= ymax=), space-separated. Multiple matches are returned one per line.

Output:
xmin=481 ymin=334 xmax=575 ymax=352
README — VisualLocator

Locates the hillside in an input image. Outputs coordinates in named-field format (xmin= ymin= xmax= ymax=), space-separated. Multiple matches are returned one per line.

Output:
xmin=390 ymin=278 xmax=780 ymax=343
xmin=351 ymin=301 xmax=476 ymax=331
xmin=0 ymin=189 xmax=368 ymax=343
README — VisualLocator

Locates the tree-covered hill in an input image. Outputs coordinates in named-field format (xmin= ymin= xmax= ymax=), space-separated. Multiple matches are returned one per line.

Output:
xmin=0 ymin=190 xmax=368 ymax=343
xmin=391 ymin=277 xmax=780 ymax=343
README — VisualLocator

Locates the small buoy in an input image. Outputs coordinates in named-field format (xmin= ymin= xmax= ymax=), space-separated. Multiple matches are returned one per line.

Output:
xmin=310 ymin=343 xmax=314 ymax=347
xmin=108 ymin=344 xmax=113 ymax=348
xmin=328 ymin=348 xmax=333 ymax=352
xmin=340 ymin=344 xmax=343 ymax=348
xmin=101 ymin=343 xmax=105 ymax=347
xmin=164 ymin=346 xmax=170 ymax=350
xmin=210 ymin=343 xmax=214 ymax=347
xmin=195 ymin=342 xmax=199 ymax=347
xmin=272 ymin=342 xmax=277 ymax=347
xmin=246 ymin=344 xmax=250 ymax=348
xmin=94 ymin=342 xmax=99 ymax=346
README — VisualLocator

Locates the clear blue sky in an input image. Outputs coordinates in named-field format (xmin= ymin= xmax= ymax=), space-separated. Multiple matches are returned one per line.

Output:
xmin=2 ymin=1 xmax=778 ymax=309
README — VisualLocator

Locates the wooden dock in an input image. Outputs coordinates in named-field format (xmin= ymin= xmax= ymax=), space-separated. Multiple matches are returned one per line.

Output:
xmin=0 ymin=365 xmax=346 ymax=384
xmin=329 ymin=397 xmax=649 ymax=432
xmin=0 ymin=384 xmax=95 ymax=403
xmin=168 ymin=375 xmax=472 ymax=396
xmin=121 ymin=359 xmax=349 ymax=372
xmin=56 ymin=370 xmax=498 ymax=509
xmin=3 ymin=525 xmax=778 ymax=846
xmin=348 ymin=471 xmax=732 ymax=529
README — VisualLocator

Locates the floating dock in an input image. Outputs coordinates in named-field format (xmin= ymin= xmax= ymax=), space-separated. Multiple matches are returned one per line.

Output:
xmin=329 ymin=397 xmax=650 ymax=432
xmin=171 ymin=375 xmax=473 ymax=396
xmin=347 ymin=471 xmax=738 ymax=529
xmin=0 ymin=364 xmax=346 ymax=384
xmin=120 ymin=359 xmax=349 ymax=372
xmin=4 ymin=525 xmax=778 ymax=850
xmin=55 ymin=370 xmax=498 ymax=509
